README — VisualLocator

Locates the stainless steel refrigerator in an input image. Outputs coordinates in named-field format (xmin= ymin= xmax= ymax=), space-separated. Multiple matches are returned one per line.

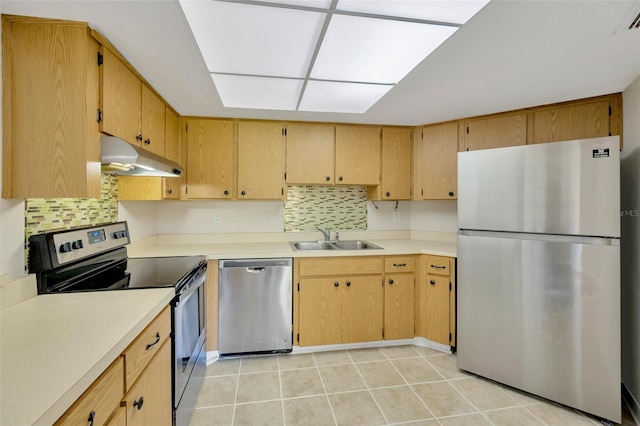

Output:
xmin=457 ymin=136 xmax=621 ymax=423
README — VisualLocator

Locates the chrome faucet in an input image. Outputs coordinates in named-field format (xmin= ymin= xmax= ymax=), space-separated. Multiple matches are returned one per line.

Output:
xmin=317 ymin=227 xmax=331 ymax=241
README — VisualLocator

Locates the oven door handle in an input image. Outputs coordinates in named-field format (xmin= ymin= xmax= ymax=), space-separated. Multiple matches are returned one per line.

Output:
xmin=175 ymin=269 xmax=206 ymax=306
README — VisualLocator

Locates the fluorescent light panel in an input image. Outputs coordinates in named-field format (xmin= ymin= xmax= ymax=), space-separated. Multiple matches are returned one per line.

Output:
xmin=335 ymin=0 xmax=491 ymax=25
xmin=311 ymin=14 xmax=458 ymax=84
xmin=211 ymin=74 xmax=303 ymax=110
xmin=299 ymin=81 xmax=393 ymax=113
xmin=180 ymin=1 xmax=325 ymax=78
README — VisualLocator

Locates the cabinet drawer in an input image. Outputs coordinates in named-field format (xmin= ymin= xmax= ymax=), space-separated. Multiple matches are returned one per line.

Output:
xmin=55 ymin=358 xmax=124 ymax=426
xmin=122 ymin=307 xmax=171 ymax=390
xmin=299 ymin=256 xmax=383 ymax=276
xmin=425 ymin=255 xmax=451 ymax=276
xmin=384 ymin=256 xmax=415 ymax=273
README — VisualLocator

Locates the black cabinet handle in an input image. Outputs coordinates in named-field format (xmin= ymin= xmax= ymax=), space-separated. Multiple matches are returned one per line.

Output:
xmin=388 ymin=279 xmax=394 ymax=285
xmin=224 ymin=190 xmax=229 ymax=195
xmin=144 ymin=138 xmax=151 ymax=145
xmin=448 ymin=191 xmax=454 ymax=197
xmin=430 ymin=279 xmax=435 ymax=285
xmin=430 ymin=264 xmax=446 ymax=269
xmin=325 ymin=176 xmax=331 ymax=181
xmin=346 ymin=281 xmax=351 ymax=287
xmin=133 ymin=396 xmax=144 ymax=410
xmin=393 ymin=263 xmax=406 ymax=267
xmin=385 ymin=192 xmax=390 ymax=197
xmin=338 ymin=176 xmax=343 ymax=181
xmin=334 ymin=282 xmax=339 ymax=287
xmin=87 ymin=410 xmax=95 ymax=426
xmin=167 ymin=189 xmax=172 ymax=195
xmin=136 ymin=134 xmax=143 ymax=142
xmin=145 ymin=332 xmax=160 ymax=350
xmin=241 ymin=191 xmax=246 ymax=196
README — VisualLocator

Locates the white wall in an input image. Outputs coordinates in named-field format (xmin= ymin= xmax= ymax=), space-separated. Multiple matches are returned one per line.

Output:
xmin=621 ymin=73 xmax=640 ymax=410
xmin=410 ymin=200 xmax=458 ymax=232
xmin=367 ymin=201 xmax=411 ymax=230
xmin=118 ymin=201 xmax=158 ymax=241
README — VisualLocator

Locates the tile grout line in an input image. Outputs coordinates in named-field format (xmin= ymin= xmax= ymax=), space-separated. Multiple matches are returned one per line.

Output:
xmin=277 ymin=356 xmax=286 ymax=426
xmin=348 ymin=349 xmax=391 ymax=425
xmin=312 ymin=352 xmax=339 ymax=426
xmin=231 ymin=359 xmax=242 ymax=426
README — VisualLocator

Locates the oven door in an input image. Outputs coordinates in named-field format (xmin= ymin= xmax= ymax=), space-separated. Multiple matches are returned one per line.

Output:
xmin=173 ymin=263 xmax=206 ymax=423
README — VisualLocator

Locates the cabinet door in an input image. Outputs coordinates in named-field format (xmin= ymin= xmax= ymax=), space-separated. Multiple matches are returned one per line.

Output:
xmin=186 ymin=119 xmax=234 ymax=199
xmin=165 ymin=107 xmax=180 ymax=165
xmin=384 ymin=274 xmax=414 ymax=340
xmin=463 ymin=113 xmax=526 ymax=151
xmin=299 ymin=278 xmax=342 ymax=346
xmin=531 ymin=100 xmax=609 ymax=144
xmin=420 ymin=122 xmax=458 ymax=199
xmin=162 ymin=178 xmax=180 ymax=200
xmin=342 ymin=276 xmax=383 ymax=343
xmin=379 ymin=127 xmax=412 ymax=200
xmin=238 ymin=121 xmax=285 ymax=199
xmin=424 ymin=274 xmax=450 ymax=345
xmin=140 ymin=84 xmax=165 ymax=156
xmin=100 ymin=47 xmax=141 ymax=146
xmin=286 ymin=123 xmax=335 ymax=184
xmin=335 ymin=125 xmax=381 ymax=185
xmin=117 ymin=176 xmax=162 ymax=200
xmin=124 ymin=340 xmax=172 ymax=426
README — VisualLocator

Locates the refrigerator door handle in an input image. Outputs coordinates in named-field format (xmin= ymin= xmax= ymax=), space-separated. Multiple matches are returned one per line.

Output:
xmin=458 ymin=229 xmax=620 ymax=246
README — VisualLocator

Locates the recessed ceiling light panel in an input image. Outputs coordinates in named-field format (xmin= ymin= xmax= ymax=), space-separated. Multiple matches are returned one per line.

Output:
xmin=299 ymin=80 xmax=393 ymax=113
xmin=212 ymin=74 xmax=303 ymax=110
xmin=311 ymin=14 xmax=458 ymax=83
xmin=180 ymin=0 xmax=325 ymax=78
xmin=336 ymin=0 xmax=490 ymax=25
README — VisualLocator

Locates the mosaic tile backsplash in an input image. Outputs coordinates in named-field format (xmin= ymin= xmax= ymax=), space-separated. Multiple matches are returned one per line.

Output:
xmin=24 ymin=175 xmax=119 ymax=270
xmin=285 ymin=185 xmax=367 ymax=232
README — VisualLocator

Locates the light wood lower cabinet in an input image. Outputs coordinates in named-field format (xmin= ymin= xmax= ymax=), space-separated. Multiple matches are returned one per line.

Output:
xmin=415 ymin=255 xmax=456 ymax=347
xmin=383 ymin=256 xmax=415 ymax=340
xmin=54 ymin=307 xmax=172 ymax=426
xmin=296 ymin=257 xmax=384 ymax=346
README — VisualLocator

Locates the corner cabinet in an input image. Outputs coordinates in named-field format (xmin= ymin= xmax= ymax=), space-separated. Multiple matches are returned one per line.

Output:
xmin=368 ymin=127 xmax=412 ymax=200
xmin=185 ymin=118 xmax=235 ymax=199
xmin=335 ymin=125 xmax=381 ymax=185
xmin=295 ymin=257 xmax=384 ymax=346
xmin=414 ymin=121 xmax=459 ymax=200
xmin=415 ymin=255 xmax=456 ymax=347
xmin=237 ymin=121 xmax=286 ymax=199
xmin=2 ymin=16 xmax=102 ymax=198
xmin=285 ymin=123 xmax=335 ymax=184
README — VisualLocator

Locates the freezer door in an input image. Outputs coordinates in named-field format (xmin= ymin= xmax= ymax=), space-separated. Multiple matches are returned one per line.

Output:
xmin=458 ymin=136 xmax=620 ymax=237
xmin=457 ymin=233 xmax=620 ymax=423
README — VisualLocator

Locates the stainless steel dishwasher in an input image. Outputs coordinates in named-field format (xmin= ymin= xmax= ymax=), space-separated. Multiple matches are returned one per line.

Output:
xmin=218 ymin=258 xmax=293 ymax=356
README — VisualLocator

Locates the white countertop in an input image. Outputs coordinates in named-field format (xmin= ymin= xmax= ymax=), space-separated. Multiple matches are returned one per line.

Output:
xmin=1 ymin=288 xmax=174 ymax=426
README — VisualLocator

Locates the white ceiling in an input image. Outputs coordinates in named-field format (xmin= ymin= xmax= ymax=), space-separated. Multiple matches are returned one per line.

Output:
xmin=3 ymin=0 xmax=640 ymax=126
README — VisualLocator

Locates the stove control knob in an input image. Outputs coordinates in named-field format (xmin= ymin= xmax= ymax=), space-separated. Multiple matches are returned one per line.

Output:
xmin=59 ymin=242 xmax=72 ymax=253
xmin=72 ymin=240 xmax=84 ymax=250
xmin=113 ymin=231 xmax=124 ymax=239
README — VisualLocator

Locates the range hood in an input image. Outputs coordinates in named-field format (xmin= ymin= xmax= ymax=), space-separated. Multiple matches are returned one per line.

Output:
xmin=101 ymin=136 xmax=183 ymax=177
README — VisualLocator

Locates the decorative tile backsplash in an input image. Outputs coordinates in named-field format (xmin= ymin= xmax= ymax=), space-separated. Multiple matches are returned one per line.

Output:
xmin=285 ymin=186 xmax=367 ymax=232
xmin=24 ymin=175 xmax=119 ymax=269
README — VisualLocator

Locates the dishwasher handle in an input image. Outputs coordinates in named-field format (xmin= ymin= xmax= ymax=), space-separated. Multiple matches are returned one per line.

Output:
xmin=246 ymin=267 xmax=265 ymax=273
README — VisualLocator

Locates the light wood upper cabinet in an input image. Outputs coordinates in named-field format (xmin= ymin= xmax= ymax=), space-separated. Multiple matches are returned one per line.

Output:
xmin=335 ymin=125 xmax=381 ymax=185
xmin=2 ymin=16 xmax=102 ymax=198
xmin=286 ymin=123 xmax=335 ymax=184
xmin=417 ymin=121 xmax=459 ymax=200
xmin=370 ymin=127 xmax=412 ymax=200
xmin=529 ymin=99 xmax=610 ymax=144
xmin=100 ymin=46 xmax=142 ymax=146
xmin=165 ymin=107 xmax=180 ymax=165
xmin=237 ymin=121 xmax=285 ymax=199
xmin=461 ymin=113 xmax=527 ymax=151
xmin=140 ymin=84 xmax=165 ymax=156
xmin=185 ymin=118 xmax=235 ymax=199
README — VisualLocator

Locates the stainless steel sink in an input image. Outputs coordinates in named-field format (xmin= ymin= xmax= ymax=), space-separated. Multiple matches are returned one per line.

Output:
xmin=289 ymin=240 xmax=382 ymax=251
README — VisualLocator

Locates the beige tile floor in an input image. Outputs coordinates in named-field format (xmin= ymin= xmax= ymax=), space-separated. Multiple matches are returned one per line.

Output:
xmin=189 ymin=345 xmax=637 ymax=426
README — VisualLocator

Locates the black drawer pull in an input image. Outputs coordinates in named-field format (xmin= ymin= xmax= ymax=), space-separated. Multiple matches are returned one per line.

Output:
xmin=393 ymin=263 xmax=406 ymax=267
xmin=325 ymin=176 xmax=331 ymax=181
xmin=146 ymin=332 xmax=160 ymax=350
xmin=241 ymin=190 xmax=246 ymax=196
xmin=224 ymin=190 xmax=229 ymax=195
xmin=346 ymin=281 xmax=351 ymax=287
xmin=430 ymin=264 xmax=446 ymax=269
xmin=430 ymin=280 xmax=435 ymax=285
xmin=449 ymin=191 xmax=454 ymax=197
xmin=133 ymin=396 xmax=144 ymax=410
xmin=87 ymin=410 xmax=95 ymax=426
xmin=334 ymin=282 xmax=339 ymax=287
